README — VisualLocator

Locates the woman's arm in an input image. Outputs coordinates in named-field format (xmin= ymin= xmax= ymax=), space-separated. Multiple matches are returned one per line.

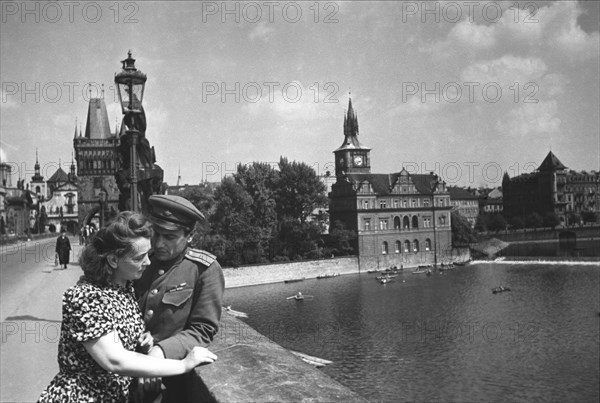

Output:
xmin=83 ymin=331 xmax=216 ymax=377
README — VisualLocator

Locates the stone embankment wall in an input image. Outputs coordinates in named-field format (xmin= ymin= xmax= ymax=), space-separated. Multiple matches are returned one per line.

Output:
xmin=223 ymin=249 xmax=470 ymax=288
xmin=223 ymin=256 xmax=359 ymax=288
xmin=488 ymin=225 xmax=599 ymax=243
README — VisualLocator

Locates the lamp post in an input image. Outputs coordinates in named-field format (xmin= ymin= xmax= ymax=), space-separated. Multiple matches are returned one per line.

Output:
xmin=115 ymin=51 xmax=147 ymax=212
xmin=99 ymin=190 xmax=107 ymax=228
xmin=432 ymin=195 xmax=438 ymax=267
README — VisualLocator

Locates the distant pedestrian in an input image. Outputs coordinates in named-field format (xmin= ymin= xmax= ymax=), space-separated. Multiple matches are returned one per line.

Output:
xmin=55 ymin=229 xmax=71 ymax=269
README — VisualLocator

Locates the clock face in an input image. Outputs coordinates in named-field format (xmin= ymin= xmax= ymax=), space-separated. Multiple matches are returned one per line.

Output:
xmin=353 ymin=155 xmax=364 ymax=166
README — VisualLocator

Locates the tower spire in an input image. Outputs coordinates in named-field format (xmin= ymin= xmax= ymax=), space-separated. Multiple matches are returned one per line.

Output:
xmin=176 ymin=165 xmax=181 ymax=186
xmin=70 ymin=152 xmax=76 ymax=178
xmin=344 ymin=93 xmax=359 ymax=140
xmin=32 ymin=148 xmax=43 ymax=181
xmin=73 ymin=118 xmax=78 ymax=139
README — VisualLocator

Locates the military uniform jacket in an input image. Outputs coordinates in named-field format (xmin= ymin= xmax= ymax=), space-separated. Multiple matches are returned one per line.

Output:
xmin=134 ymin=248 xmax=225 ymax=360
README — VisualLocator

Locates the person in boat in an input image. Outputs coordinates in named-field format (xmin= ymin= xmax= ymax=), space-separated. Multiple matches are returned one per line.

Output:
xmin=295 ymin=292 xmax=305 ymax=300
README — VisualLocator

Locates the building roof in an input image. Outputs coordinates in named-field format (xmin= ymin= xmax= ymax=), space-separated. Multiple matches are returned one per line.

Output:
xmin=447 ymin=186 xmax=478 ymax=200
xmin=47 ymin=167 xmax=70 ymax=184
xmin=487 ymin=188 xmax=503 ymax=199
xmin=538 ymin=151 xmax=567 ymax=172
xmin=84 ymin=98 xmax=112 ymax=139
xmin=346 ymin=172 xmax=441 ymax=196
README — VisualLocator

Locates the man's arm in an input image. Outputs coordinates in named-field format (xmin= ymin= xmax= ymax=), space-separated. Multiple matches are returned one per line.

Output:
xmin=156 ymin=261 xmax=225 ymax=359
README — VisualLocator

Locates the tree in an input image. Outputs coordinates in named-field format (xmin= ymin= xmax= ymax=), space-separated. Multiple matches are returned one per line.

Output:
xmin=582 ymin=211 xmax=598 ymax=224
xmin=510 ymin=216 xmax=525 ymax=230
xmin=543 ymin=212 xmax=560 ymax=229
xmin=488 ymin=214 xmax=508 ymax=233
xmin=275 ymin=157 xmax=328 ymax=224
xmin=324 ymin=221 xmax=357 ymax=256
xmin=475 ymin=214 xmax=489 ymax=232
xmin=170 ymin=184 xmax=215 ymax=236
xmin=207 ymin=177 xmax=262 ymax=265
xmin=525 ymin=212 xmax=543 ymax=229
xmin=568 ymin=212 xmax=581 ymax=227
xmin=451 ymin=211 xmax=477 ymax=246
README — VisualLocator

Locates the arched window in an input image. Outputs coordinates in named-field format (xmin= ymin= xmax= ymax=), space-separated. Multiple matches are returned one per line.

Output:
xmin=395 ymin=240 xmax=401 ymax=253
xmin=404 ymin=240 xmax=410 ymax=253
xmin=425 ymin=239 xmax=432 ymax=251
xmin=413 ymin=239 xmax=419 ymax=252
xmin=394 ymin=216 xmax=401 ymax=230
xmin=412 ymin=215 xmax=419 ymax=228
xmin=403 ymin=216 xmax=410 ymax=229
xmin=382 ymin=241 xmax=388 ymax=255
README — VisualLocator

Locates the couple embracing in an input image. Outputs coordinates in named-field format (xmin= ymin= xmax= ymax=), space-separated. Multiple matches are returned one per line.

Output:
xmin=38 ymin=195 xmax=225 ymax=403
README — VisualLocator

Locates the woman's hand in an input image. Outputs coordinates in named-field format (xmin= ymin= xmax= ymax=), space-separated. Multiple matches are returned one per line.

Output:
xmin=137 ymin=332 xmax=154 ymax=354
xmin=183 ymin=347 xmax=218 ymax=371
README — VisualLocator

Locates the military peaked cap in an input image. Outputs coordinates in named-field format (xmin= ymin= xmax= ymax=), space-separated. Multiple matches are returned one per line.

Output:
xmin=148 ymin=195 xmax=205 ymax=231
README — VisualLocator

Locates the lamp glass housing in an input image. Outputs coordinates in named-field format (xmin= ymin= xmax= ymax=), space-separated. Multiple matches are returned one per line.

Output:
xmin=116 ymin=79 xmax=145 ymax=114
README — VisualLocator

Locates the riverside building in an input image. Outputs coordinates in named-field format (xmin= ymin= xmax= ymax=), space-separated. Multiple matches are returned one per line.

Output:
xmin=328 ymin=98 xmax=453 ymax=269
xmin=502 ymin=151 xmax=600 ymax=226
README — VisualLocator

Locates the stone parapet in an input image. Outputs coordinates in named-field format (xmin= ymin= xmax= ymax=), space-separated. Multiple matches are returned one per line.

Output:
xmin=189 ymin=314 xmax=367 ymax=402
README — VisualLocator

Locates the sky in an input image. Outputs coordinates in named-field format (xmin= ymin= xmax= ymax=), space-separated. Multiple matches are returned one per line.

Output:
xmin=1 ymin=1 xmax=599 ymax=188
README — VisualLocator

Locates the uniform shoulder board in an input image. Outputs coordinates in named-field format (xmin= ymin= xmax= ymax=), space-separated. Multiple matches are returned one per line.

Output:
xmin=185 ymin=248 xmax=216 ymax=266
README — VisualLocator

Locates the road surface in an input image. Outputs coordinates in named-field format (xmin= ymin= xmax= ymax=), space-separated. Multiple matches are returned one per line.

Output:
xmin=1 ymin=236 xmax=82 ymax=403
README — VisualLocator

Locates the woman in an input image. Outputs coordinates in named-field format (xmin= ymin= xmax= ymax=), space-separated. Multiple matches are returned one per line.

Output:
xmin=55 ymin=228 xmax=71 ymax=269
xmin=38 ymin=212 xmax=217 ymax=402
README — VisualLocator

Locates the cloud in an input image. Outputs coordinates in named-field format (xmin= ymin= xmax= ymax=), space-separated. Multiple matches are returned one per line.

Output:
xmin=242 ymin=81 xmax=336 ymax=122
xmin=1 ymin=88 xmax=20 ymax=109
xmin=389 ymin=96 xmax=440 ymax=117
xmin=448 ymin=20 xmax=496 ymax=49
xmin=423 ymin=1 xmax=599 ymax=62
xmin=499 ymin=0 xmax=599 ymax=60
xmin=249 ymin=22 xmax=275 ymax=42
xmin=497 ymin=100 xmax=561 ymax=138
xmin=461 ymin=55 xmax=547 ymax=87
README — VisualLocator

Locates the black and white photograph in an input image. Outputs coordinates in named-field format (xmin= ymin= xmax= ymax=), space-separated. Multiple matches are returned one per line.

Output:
xmin=1 ymin=1 xmax=599 ymax=402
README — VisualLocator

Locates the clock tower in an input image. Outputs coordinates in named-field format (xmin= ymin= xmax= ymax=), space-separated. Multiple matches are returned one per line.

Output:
xmin=334 ymin=97 xmax=371 ymax=176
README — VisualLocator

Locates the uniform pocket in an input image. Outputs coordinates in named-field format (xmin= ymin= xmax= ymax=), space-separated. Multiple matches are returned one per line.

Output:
xmin=162 ymin=289 xmax=193 ymax=307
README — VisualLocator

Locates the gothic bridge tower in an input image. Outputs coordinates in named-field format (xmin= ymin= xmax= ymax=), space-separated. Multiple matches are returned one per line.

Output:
xmin=73 ymin=96 xmax=120 ymax=228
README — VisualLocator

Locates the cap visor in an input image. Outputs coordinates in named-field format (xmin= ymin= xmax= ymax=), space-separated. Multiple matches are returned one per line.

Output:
xmin=150 ymin=216 xmax=187 ymax=231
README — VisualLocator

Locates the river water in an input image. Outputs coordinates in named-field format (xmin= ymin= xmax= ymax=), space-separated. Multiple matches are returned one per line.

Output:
xmin=223 ymin=263 xmax=600 ymax=402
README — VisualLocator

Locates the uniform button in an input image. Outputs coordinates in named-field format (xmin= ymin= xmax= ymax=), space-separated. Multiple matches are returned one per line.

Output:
xmin=158 ymin=270 xmax=165 ymax=275
xmin=146 ymin=310 xmax=154 ymax=318
xmin=151 ymin=289 xmax=158 ymax=295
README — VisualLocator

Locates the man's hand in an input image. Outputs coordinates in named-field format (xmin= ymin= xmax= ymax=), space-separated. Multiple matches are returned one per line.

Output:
xmin=137 ymin=332 xmax=154 ymax=354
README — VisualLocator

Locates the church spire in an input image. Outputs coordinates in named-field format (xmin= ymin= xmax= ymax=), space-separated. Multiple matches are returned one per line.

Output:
xmin=73 ymin=118 xmax=78 ymax=139
xmin=343 ymin=94 xmax=359 ymax=140
xmin=70 ymin=152 xmax=76 ymax=179
xmin=32 ymin=148 xmax=43 ymax=181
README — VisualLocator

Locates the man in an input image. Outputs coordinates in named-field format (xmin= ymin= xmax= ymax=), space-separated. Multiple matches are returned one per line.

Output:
xmin=134 ymin=195 xmax=225 ymax=403
xmin=55 ymin=228 xmax=71 ymax=269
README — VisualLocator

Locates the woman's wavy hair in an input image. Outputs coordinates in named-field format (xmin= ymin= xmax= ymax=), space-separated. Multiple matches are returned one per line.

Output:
xmin=79 ymin=211 xmax=153 ymax=285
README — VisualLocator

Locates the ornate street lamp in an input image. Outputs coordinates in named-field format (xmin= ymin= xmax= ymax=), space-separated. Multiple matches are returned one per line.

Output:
xmin=115 ymin=51 xmax=147 ymax=212
xmin=99 ymin=190 xmax=107 ymax=228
